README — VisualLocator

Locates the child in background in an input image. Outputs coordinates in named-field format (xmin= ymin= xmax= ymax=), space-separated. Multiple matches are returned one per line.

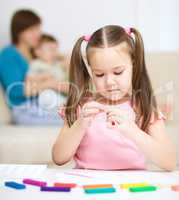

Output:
xmin=52 ymin=25 xmax=176 ymax=171
xmin=29 ymin=34 xmax=68 ymax=111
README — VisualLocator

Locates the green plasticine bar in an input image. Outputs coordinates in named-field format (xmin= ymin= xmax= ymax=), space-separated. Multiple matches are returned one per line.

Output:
xmin=84 ymin=187 xmax=116 ymax=194
xmin=129 ymin=186 xmax=157 ymax=192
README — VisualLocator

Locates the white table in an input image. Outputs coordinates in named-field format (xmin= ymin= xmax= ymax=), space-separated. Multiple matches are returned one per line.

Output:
xmin=0 ymin=164 xmax=179 ymax=200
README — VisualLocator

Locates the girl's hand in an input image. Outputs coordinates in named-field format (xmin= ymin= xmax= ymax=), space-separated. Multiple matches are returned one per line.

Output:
xmin=78 ymin=102 xmax=103 ymax=127
xmin=106 ymin=108 xmax=139 ymax=137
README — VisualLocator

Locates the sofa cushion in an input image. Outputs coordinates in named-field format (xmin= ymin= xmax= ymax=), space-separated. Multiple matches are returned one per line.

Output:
xmin=0 ymin=125 xmax=178 ymax=169
xmin=0 ymin=125 xmax=59 ymax=164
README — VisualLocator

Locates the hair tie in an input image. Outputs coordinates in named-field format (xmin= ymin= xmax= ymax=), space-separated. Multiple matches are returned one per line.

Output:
xmin=83 ymin=35 xmax=91 ymax=42
xmin=124 ymin=27 xmax=132 ymax=36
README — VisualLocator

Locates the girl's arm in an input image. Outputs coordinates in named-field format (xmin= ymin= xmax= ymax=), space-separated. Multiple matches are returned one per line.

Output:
xmin=107 ymin=109 xmax=176 ymax=171
xmin=52 ymin=118 xmax=88 ymax=165
xmin=127 ymin=119 xmax=176 ymax=171
xmin=52 ymin=103 xmax=102 ymax=165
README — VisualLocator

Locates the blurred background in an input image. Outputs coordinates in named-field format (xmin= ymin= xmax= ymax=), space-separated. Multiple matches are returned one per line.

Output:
xmin=0 ymin=0 xmax=178 ymax=169
xmin=0 ymin=0 xmax=179 ymax=53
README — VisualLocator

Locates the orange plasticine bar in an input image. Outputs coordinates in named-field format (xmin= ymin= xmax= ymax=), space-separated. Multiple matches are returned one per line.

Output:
xmin=54 ymin=183 xmax=77 ymax=188
xmin=83 ymin=184 xmax=113 ymax=189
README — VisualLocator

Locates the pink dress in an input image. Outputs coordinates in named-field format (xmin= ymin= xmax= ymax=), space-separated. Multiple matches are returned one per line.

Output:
xmin=59 ymin=100 xmax=165 ymax=170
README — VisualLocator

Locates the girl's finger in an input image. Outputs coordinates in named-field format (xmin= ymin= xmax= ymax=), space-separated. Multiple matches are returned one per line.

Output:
xmin=82 ymin=108 xmax=102 ymax=118
xmin=107 ymin=115 xmax=122 ymax=124
xmin=106 ymin=107 xmax=122 ymax=112
xmin=84 ymin=108 xmax=101 ymax=114
xmin=83 ymin=101 xmax=104 ymax=110
xmin=107 ymin=121 xmax=113 ymax=128
xmin=83 ymin=107 xmax=100 ymax=112
xmin=106 ymin=110 xmax=122 ymax=116
xmin=106 ymin=112 xmax=120 ymax=118
xmin=107 ymin=111 xmax=130 ymax=121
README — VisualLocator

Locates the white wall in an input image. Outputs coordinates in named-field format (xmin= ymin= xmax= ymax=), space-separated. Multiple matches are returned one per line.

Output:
xmin=137 ymin=0 xmax=179 ymax=52
xmin=0 ymin=0 xmax=178 ymax=53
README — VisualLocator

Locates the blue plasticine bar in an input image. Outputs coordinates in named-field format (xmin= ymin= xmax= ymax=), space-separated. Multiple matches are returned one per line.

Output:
xmin=41 ymin=186 xmax=71 ymax=192
xmin=5 ymin=181 xmax=26 ymax=190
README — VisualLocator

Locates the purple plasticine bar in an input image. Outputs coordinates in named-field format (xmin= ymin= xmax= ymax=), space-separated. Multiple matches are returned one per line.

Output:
xmin=41 ymin=186 xmax=71 ymax=192
xmin=23 ymin=179 xmax=47 ymax=187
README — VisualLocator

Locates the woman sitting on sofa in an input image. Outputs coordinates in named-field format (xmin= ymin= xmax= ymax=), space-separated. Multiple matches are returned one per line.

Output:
xmin=0 ymin=9 xmax=65 ymax=125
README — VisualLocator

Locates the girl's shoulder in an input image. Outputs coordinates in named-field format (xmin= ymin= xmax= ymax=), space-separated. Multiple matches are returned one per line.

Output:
xmin=149 ymin=111 xmax=166 ymax=124
xmin=136 ymin=109 xmax=166 ymax=129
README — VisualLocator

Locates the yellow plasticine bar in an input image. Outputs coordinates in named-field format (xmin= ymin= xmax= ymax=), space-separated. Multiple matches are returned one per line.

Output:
xmin=120 ymin=182 xmax=149 ymax=189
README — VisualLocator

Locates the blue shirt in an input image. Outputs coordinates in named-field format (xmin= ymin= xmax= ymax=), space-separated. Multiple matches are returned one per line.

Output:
xmin=0 ymin=45 xmax=29 ymax=107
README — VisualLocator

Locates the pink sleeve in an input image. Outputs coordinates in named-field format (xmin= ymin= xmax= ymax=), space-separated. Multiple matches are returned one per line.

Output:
xmin=149 ymin=111 xmax=166 ymax=124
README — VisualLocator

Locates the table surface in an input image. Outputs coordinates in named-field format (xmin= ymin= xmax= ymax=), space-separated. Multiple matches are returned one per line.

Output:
xmin=0 ymin=164 xmax=179 ymax=200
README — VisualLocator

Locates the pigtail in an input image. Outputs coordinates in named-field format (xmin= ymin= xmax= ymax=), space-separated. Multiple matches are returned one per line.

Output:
xmin=65 ymin=37 xmax=91 ymax=127
xmin=131 ymin=28 xmax=158 ymax=131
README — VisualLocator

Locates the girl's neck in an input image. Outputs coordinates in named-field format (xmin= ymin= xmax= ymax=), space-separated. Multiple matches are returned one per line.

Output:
xmin=94 ymin=93 xmax=130 ymax=105
xmin=16 ymin=42 xmax=32 ymax=62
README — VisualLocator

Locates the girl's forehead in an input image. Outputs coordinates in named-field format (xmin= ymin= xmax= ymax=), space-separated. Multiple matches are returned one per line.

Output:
xmin=88 ymin=42 xmax=132 ymax=70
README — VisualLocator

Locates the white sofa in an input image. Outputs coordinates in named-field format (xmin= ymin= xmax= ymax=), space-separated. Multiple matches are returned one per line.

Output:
xmin=0 ymin=86 xmax=60 ymax=164
xmin=0 ymin=52 xmax=178 ymax=168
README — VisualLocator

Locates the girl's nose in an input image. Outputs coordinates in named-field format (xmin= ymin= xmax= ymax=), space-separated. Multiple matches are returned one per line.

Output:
xmin=106 ymin=75 xmax=115 ymax=86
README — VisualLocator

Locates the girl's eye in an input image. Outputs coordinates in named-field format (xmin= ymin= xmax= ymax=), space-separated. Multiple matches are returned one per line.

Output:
xmin=114 ymin=71 xmax=124 ymax=75
xmin=95 ymin=74 xmax=104 ymax=77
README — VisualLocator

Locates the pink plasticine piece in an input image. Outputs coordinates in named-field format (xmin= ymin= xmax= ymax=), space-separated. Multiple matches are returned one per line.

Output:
xmin=23 ymin=179 xmax=47 ymax=187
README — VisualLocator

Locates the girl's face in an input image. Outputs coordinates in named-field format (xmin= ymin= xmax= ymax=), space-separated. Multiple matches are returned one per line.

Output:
xmin=19 ymin=24 xmax=42 ymax=48
xmin=88 ymin=42 xmax=133 ymax=101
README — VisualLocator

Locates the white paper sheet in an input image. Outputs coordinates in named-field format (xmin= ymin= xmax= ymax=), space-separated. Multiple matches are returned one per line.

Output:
xmin=55 ymin=169 xmax=179 ymax=186
xmin=0 ymin=164 xmax=47 ymax=179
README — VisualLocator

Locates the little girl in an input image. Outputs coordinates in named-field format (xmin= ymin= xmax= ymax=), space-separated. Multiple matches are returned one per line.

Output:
xmin=52 ymin=25 xmax=176 ymax=171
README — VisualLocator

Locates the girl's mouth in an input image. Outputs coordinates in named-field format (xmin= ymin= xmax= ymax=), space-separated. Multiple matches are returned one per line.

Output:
xmin=107 ymin=89 xmax=120 ymax=92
